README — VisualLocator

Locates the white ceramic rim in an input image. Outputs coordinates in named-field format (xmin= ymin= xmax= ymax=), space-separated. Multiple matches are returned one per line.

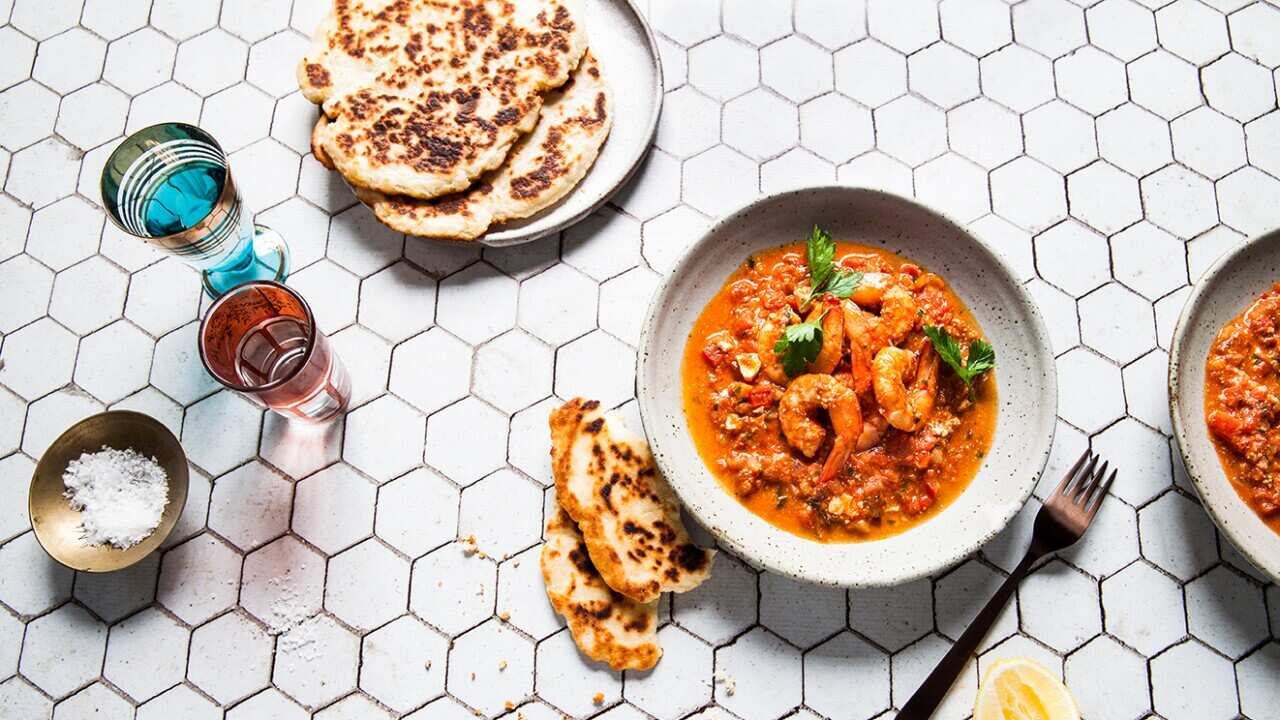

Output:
xmin=1168 ymin=229 xmax=1280 ymax=584
xmin=636 ymin=185 xmax=1058 ymax=587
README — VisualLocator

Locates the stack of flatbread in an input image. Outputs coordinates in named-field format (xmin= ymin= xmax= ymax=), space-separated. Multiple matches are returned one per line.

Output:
xmin=297 ymin=0 xmax=613 ymax=240
xmin=542 ymin=398 xmax=716 ymax=671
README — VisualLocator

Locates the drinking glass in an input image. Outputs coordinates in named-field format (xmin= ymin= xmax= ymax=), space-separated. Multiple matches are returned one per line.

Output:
xmin=198 ymin=281 xmax=350 ymax=423
xmin=100 ymin=122 xmax=290 ymax=297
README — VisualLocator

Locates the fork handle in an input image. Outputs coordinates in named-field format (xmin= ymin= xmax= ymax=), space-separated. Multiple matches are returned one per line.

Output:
xmin=897 ymin=550 xmax=1040 ymax=718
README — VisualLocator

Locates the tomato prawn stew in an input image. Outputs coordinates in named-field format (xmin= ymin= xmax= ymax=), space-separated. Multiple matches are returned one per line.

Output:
xmin=681 ymin=226 xmax=998 ymax=542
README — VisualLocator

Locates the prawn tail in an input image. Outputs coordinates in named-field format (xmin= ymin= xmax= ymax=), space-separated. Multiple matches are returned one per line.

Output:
xmin=818 ymin=436 xmax=854 ymax=485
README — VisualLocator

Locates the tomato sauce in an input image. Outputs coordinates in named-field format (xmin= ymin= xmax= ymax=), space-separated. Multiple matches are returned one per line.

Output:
xmin=1205 ymin=283 xmax=1280 ymax=532
xmin=681 ymin=241 xmax=998 ymax=542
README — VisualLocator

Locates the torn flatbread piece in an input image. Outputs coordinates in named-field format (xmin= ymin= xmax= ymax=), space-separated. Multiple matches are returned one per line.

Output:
xmin=541 ymin=505 xmax=661 ymax=671
xmin=550 ymin=398 xmax=715 ymax=604
xmin=354 ymin=51 xmax=612 ymax=240
xmin=298 ymin=0 xmax=587 ymax=200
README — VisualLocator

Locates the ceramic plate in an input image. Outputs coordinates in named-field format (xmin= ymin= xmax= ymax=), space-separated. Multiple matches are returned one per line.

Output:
xmin=637 ymin=186 xmax=1058 ymax=587
xmin=478 ymin=0 xmax=660 ymax=247
xmin=1169 ymin=230 xmax=1280 ymax=584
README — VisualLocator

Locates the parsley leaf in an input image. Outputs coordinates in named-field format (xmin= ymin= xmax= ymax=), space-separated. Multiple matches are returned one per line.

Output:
xmin=802 ymin=224 xmax=862 ymax=309
xmin=773 ymin=310 xmax=827 ymax=377
xmin=923 ymin=325 xmax=996 ymax=391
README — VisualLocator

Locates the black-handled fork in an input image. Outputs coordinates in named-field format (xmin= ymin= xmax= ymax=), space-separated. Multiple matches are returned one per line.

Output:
xmin=897 ymin=450 xmax=1116 ymax=718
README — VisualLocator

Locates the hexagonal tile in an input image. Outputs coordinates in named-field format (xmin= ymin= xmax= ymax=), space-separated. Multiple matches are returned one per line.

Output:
xmin=1096 ymin=104 xmax=1173 ymax=178
xmin=457 ymin=469 xmax=544 ymax=562
xmin=0 ymin=26 xmax=36 ymax=92
xmin=688 ymin=36 xmax=757 ymax=102
xmin=1185 ymin=565 xmax=1268 ymax=659
xmin=126 ymin=81 xmax=202 ymax=134
xmin=435 ymin=262 xmax=517 ymax=345
xmin=327 ymin=204 xmax=403 ymax=278
xmin=292 ymin=463 xmax=376 ymax=554
xmin=1 ymin=317 xmax=76 ymax=401
xmin=74 ymin=320 xmax=153 ymax=404
xmin=981 ymin=45 xmax=1055 ymax=113
xmin=723 ymin=88 xmax=798 ymax=162
xmin=891 ymin=634 xmax=978 ymax=716
xmin=425 ymin=396 xmax=508 ymax=486
xmin=344 ymin=395 xmax=425 ymax=483
xmin=1218 ymin=166 xmax=1280 ymax=237
xmin=1056 ymin=349 xmax=1126 ymax=435
xmin=1112 ymin=222 xmax=1188 ymax=301
xmin=912 ymin=153 xmax=989 ymax=224
xmin=1238 ymin=642 xmax=1280 ymax=719
xmin=200 ymin=84 xmax=275 ymax=155
xmin=1079 ymin=283 xmax=1157 ymax=363
xmin=908 ymin=42 xmax=979 ymax=110
xmin=1019 ymin=561 xmax=1102 ymax=652
xmin=57 ymin=83 xmax=129 ymax=152
xmin=1157 ymin=0 xmax=1230 ymax=66
xmin=1123 ymin=348 xmax=1174 ymax=434
xmin=762 ymin=36 xmax=831 ymax=103
xmin=35 ymin=29 xmax=108 ymax=95
xmin=473 ymin=330 xmax=553 ymax=414
xmin=390 ymin=327 xmax=470 ymax=415
xmin=1128 ymin=50 xmax=1202 ymax=120
xmin=642 ymin=205 xmax=710 ymax=276
xmin=287 ymin=259 xmax=358 ymax=334
xmin=834 ymin=39 xmax=906 ymax=107
xmin=49 ymin=257 xmax=128 ymax=336
xmin=654 ymin=86 xmax=719 ymax=159
xmin=875 ymin=95 xmax=947 ymax=167
xmin=1087 ymin=0 xmax=1157 ymax=61
xmin=992 ymin=157 xmax=1066 ymax=232
xmin=410 ymin=543 xmax=496 ymax=636
xmin=554 ymin=330 xmax=637 ymax=410
xmin=1035 ymin=220 xmax=1109 ymax=296
xmin=0 ymin=678 xmax=51 ymax=719
xmin=673 ymin=553 xmax=756 ymax=645
xmin=326 ymin=539 xmax=410 ymax=631
xmin=792 ymin=0 xmax=863 ymax=49
xmin=20 ymin=603 xmax=106 ymax=699
xmin=1103 ymin=559 xmax=1186 ymax=655
xmin=22 ymin=387 xmax=106 ymax=459
xmin=1142 ymin=163 xmax=1219 ymax=238
xmin=361 ymin=615 xmax=448 ymax=713
xmin=103 ymin=607 xmax=188 ymax=702
xmin=799 ymin=94 xmax=872 ymax=164
xmin=1024 ymin=101 xmax=1097 ymax=174
xmin=0 ymin=194 xmax=30 ymax=262
xmin=273 ymin=614 xmax=360 ymax=709
xmin=1151 ymin=640 xmax=1237 ymax=720
xmin=598 ymin=266 xmax=660 ymax=349
xmin=940 ymin=0 xmax=1010 ymax=56
xmin=1246 ymin=110 xmax=1280 ymax=179
xmin=27 ymin=196 xmax=102 ymax=272
xmin=376 ymin=468 xmax=458 ymax=558
xmin=0 ymin=453 xmax=33 ymax=540
xmin=207 ymin=460 xmax=292 ymax=551
xmin=1204 ymin=52 xmax=1276 ymax=122
xmin=8 ymin=137 xmax=78 ymax=208
xmin=716 ymin=628 xmax=802 ymax=716
xmin=1013 ymin=0 xmax=1087 ymax=58
xmin=1140 ymin=491 xmax=1219 ymax=581
xmin=104 ymin=28 xmax=176 ymax=95
xmin=536 ymin=629 xmax=622 ymax=716
xmin=447 ymin=619 xmax=534 ymax=715
xmin=54 ymin=683 xmax=132 ymax=720
xmin=239 ymin=534 xmax=324 ymax=633
xmin=0 ymin=81 xmax=57 ymax=151
xmin=0 ymin=256 xmax=51 ymax=337
xmin=867 ymin=0 xmax=939 ymax=53
xmin=1172 ymin=107 xmax=1246 ymax=180
xmin=182 ymin=391 xmax=261 ymax=477
xmin=682 ymin=145 xmax=759 ymax=218
xmin=227 ymin=138 xmax=301 ymax=211
xmin=247 ymin=31 xmax=311 ymax=97
xmin=1064 ymin=635 xmax=1151 ymax=719
xmin=136 ymin=685 xmax=221 ymax=720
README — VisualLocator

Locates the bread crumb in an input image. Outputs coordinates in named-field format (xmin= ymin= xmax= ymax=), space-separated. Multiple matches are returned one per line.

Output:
xmin=498 ymin=659 xmax=508 ymax=671
xmin=498 ymin=611 xmax=511 ymax=621
xmin=504 ymin=701 xmax=515 ymax=710
xmin=470 ymin=672 xmax=476 ymax=681
xmin=424 ymin=660 xmax=432 ymax=670
xmin=592 ymin=692 xmax=604 ymax=705
xmin=714 ymin=670 xmax=736 ymax=696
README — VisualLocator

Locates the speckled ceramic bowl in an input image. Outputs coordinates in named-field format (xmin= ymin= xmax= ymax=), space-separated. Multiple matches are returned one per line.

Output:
xmin=1170 ymin=230 xmax=1280 ymax=584
xmin=637 ymin=186 xmax=1058 ymax=587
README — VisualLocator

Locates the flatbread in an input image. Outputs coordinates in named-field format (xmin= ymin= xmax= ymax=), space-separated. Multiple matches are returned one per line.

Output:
xmin=354 ymin=51 xmax=612 ymax=240
xmin=298 ymin=0 xmax=587 ymax=200
xmin=541 ymin=505 xmax=661 ymax=671
xmin=549 ymin=398 xmax=715 ymax=604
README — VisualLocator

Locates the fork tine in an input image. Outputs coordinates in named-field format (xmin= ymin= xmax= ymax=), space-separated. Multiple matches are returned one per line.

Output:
xmin=1075 ymin=460 xmax=1108 ymax=504
xmin=1053 ymin=450 xmax=1093 ymax=498
xmin=1065 ymin=453 xmax=1099 ymax=500
xmin=1085 ymin=469 xmax=1117 ymax=517
xmin=1078 ymin=460 xmax=1109 ymax=505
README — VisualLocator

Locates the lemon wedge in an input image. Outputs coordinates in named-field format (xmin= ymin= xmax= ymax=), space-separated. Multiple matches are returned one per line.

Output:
xmin=974 ymin=657 xmax=1080 ymax=720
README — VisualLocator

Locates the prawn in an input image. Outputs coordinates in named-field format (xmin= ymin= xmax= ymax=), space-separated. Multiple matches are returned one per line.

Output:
xmin=841 ymin=300 xmax=880 ymax=394
xmin=872 ymin=344 xmax=939 ymax=432
xmin=757 ymin=319 xmax=789 ymax=384
xmin=779 ymin=373 xmax=863 ymax=484
xmin=807 ymin=300 xmax=844 ymax=374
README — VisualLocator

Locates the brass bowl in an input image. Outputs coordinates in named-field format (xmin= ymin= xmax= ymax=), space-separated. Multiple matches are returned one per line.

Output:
xmin=29 ymin=411 xmax=189 ymax=573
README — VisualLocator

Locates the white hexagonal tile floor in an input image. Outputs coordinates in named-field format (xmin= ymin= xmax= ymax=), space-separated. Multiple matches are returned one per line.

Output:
xmin=0 ymin=2 xmax=1276 ymax=718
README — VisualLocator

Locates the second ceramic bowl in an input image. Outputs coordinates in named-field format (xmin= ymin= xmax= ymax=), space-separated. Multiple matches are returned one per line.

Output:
xmin=637 ymin=186 xmax=1058 ymax=587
